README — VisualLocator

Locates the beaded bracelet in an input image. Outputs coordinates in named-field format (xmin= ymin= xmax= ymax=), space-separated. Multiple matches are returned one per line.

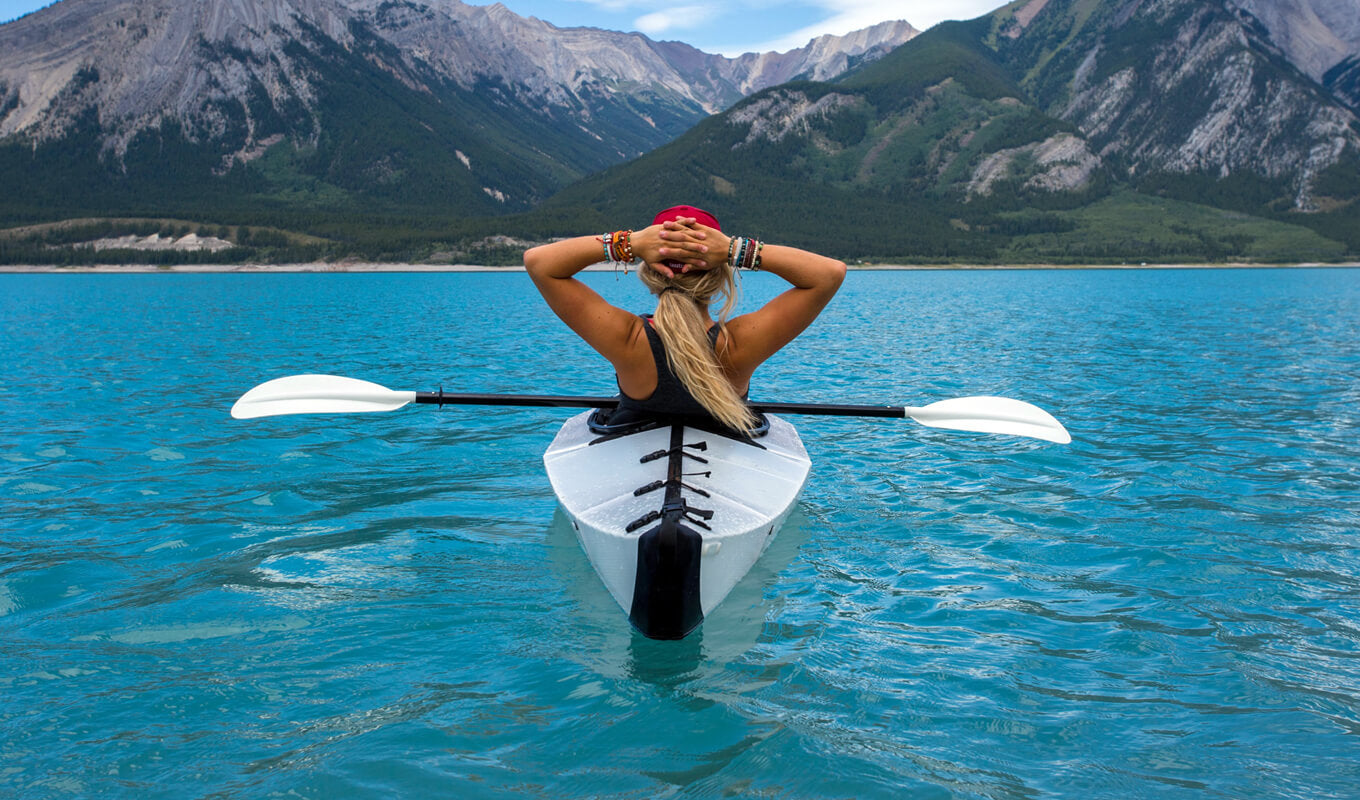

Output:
xmin=598 ymin=230 xmax=635 ymax=264
xmin=615 ymin=230 xmax=634 ymax=263
xmin=727 ymin=236 xmax=763 ymax=271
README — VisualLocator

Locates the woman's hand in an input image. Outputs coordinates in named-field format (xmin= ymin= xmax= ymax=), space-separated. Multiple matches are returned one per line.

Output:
xmin=674 ymin=220 xmax=732 ymax=274
xmin=633 ymin=218 xmax=729 ymax=279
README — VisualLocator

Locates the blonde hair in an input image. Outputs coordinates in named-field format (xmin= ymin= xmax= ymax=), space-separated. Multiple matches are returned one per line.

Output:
xmin=639 ymin=263 xmax=758 ymax=433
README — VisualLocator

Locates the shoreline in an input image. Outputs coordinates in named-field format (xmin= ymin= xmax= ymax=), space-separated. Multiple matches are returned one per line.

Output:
xmin=3 ymin=261 xmax=1359 ymax=274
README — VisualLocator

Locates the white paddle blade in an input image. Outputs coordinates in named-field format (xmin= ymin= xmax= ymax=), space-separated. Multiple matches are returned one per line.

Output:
xmin=231 ymin=374 xmax=417 ymax=419
xmin=904 ymin=396 xmax=1072 ymax=444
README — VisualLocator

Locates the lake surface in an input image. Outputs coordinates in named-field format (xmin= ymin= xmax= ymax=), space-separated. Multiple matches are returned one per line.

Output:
xmin=3 ymin=267 xmax=1359 ymax=798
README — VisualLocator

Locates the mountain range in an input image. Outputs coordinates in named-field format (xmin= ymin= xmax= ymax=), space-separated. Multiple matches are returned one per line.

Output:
xmin=2 ymin=0 xmax=1359 ymax=263
xmin=545 ymin=0 xmax=1360 ymax=261
xmin=0 ymin=0 xmax=915 ymax=218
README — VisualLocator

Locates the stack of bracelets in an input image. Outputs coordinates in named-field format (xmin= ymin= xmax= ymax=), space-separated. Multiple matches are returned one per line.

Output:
xmin=600 ymin=229 xmax=763 ymax=271
xmin=727 ymin=236 xmax=764 ymax=271
xmin=600 ymin=230 xmax=635 ymax=264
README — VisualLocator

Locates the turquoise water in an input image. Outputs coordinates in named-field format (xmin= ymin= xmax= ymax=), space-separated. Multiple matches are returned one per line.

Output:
xmin=3 ymin=268 xmax=1359 ymax=798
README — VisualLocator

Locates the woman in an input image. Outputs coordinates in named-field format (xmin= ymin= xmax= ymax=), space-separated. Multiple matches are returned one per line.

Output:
xmin=524 ymin=205 xmax=845 ymax=434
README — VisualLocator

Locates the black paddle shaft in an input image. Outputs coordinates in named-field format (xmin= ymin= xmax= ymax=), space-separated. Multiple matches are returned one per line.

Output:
xmin=414 ymin=391 xmax=906 ymax=418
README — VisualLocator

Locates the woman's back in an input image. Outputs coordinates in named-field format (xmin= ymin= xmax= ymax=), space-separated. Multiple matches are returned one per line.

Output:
xmin=524 ymin=205 xmax=845 ymax=432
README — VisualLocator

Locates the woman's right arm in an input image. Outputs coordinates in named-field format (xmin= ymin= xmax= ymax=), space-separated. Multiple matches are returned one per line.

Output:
xmin=524 ymin=236 xmax=640 ymax=364
xmin=523 ymin=223 xmax=712 ymax=364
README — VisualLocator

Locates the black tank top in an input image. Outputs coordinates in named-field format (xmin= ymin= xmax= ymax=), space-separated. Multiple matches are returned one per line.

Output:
xmin=606 ymin=315 xmax=730 ymax=424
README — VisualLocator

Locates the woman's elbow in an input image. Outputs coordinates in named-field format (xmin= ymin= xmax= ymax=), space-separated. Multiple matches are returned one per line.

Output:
xmin=523 ymin=245 xmax=554 ymax=280
xmin=826 ymin=258 xmax=847 ymax=291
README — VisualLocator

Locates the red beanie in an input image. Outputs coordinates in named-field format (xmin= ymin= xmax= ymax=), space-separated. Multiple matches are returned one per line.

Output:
xmin=652 ymin=205 xmax=722 ymax=231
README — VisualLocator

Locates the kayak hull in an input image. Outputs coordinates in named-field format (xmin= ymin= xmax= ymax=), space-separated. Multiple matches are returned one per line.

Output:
xmin=543 ymin=411 xmax=811 ymax=639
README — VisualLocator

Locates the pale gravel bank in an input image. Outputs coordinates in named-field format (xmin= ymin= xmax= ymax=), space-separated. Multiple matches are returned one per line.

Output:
xmin=3 ymin=261 xmax=1358 ymax=274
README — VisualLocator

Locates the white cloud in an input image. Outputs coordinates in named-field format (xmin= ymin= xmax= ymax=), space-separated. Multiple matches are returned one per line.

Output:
xmin=635 ymin=5 xmax=719 ymax=36
xmin=565 ymin=0 xmax=636 ymax=10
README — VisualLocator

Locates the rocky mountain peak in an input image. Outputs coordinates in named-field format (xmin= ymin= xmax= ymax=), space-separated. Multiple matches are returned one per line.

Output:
xmin=1008 ymin=0 xmax=1360 ymax=210
xmin=1229 ymin=0 xmax=1360 ymax=81
xmin=727 ymin=20 xmax=920 ymax=95
xmin=0 ymin=0 xmax=917 ymax=146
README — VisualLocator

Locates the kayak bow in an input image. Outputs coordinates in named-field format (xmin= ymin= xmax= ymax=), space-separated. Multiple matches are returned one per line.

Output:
xmin=543 ymin=412 xmax=809 ymax=639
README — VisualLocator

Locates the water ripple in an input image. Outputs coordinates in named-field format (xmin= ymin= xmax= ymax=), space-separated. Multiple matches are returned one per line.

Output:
xmin=3 ymin=270 xmax=1360 ymax=797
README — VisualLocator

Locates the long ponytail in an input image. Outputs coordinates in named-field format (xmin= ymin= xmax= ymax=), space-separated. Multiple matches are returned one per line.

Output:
xmin=640 ymin=265 xmax=757 ymax=433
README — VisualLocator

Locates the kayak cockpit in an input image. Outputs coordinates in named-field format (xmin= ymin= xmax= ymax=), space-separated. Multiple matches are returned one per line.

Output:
xmin=584 ymin=407 xmax=772 ymax=441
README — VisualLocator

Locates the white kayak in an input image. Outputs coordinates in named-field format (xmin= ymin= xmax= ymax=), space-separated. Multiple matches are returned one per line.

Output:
xmin=543 ymin=410 xmax=811 ymax=639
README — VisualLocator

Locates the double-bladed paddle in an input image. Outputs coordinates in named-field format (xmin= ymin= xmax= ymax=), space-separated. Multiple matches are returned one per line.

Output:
xmin=230 ymin=374 xmax=1071 ymax=444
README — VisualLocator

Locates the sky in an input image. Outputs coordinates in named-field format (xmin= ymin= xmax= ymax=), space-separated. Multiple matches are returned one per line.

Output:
xmin=0 ymin=0 xmax=1010 ymax=56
